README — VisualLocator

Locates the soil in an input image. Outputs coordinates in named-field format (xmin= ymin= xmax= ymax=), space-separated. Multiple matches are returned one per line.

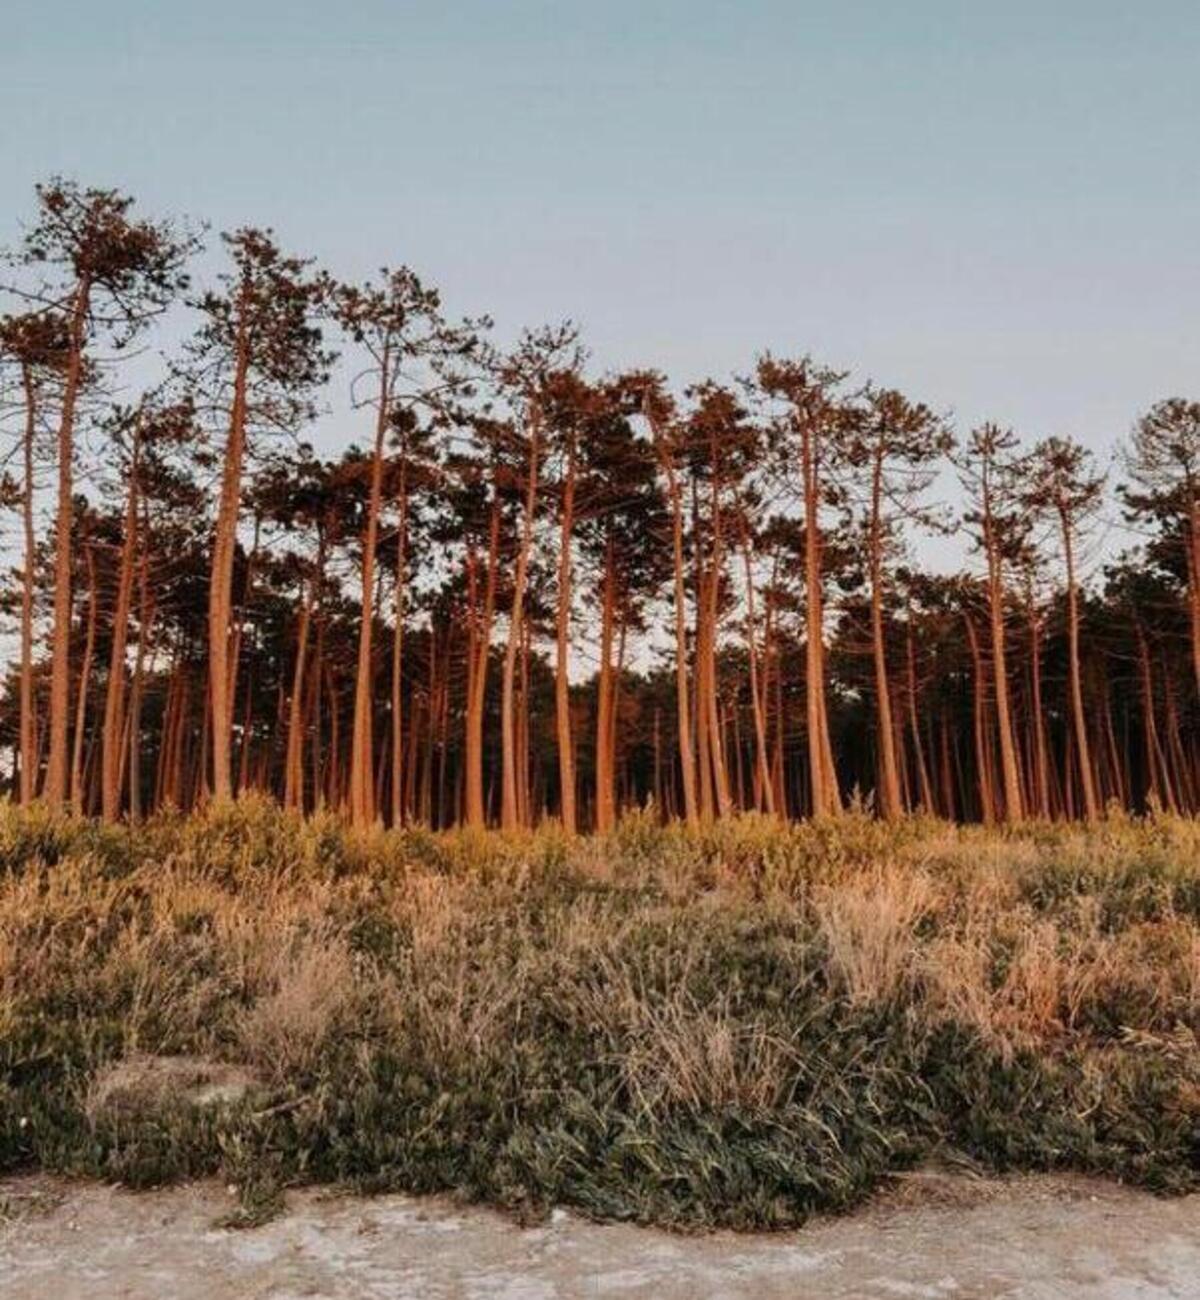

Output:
xmin=1 ymin=1169 xmax=1197 ymax=1298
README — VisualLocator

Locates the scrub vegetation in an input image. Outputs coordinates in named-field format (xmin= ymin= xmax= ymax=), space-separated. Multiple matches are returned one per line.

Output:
xmin=1 ymin=799 xmax=1196 ymax=1228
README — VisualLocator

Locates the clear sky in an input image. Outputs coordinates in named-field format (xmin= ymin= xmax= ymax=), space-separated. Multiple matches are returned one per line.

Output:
xmin=3 ymin=1 xmax=1198 ymax=498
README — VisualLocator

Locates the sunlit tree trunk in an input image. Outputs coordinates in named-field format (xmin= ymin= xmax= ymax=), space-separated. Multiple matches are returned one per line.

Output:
xmin=18 ymin=363 xmax=38 ymax=805
xmin=555 ymin=438 xmax=577 ymax=833
xmin=45 ymin=276 xmax=91 ymax=810
xmin=649 ymin=409 xmax=699 ymax=828
xmin=904 ymin=603 xmax=933 ymax=813
xmin=101 ymin=427 xmax=141 ymax=821
xmin=349 ymin=353 xmax=391 ymax=828
xmin=1135 ymin=626 xmax=1175 ymax=812
xmin=739 ymin=521 xmax=774 ymax=814
xmin=700 ymin=444 xmax=733 ymax=818
xmin=465 ymin=502 xmax=500 ymax=829
xmin=501 ymin=411 xmax=540 ymax=830
xmin=800 ymin=416 xmax=841 ymax=816
xmin=390 ymin=471 xmax=408 ymax=827
xmin=965 ymin=614 xmax=995 ymax=824
xmin=284 ymin=577 xmax=313 ymax=812
xmin=595 ymin=537 xmax=617 ymax=833
xmin=981 ymin=493 xmax=1023 ymax=821
xmin=1059 ymin=505 xmax=1098 ymax=819
xmin=70 ymin=544 xmax=98 ymax=811
xmin=126 ymin=543 xmax=153 ymax=823
xmin=868 ymin=448 xmax=901 ymax=818
xmin=1026 ymin=603 xmax=1051 ymax=819
xmin=1188 ymin=494 xmax=1200 ymax=698
xmin=208 ymin=312 xmax=250 ymax=804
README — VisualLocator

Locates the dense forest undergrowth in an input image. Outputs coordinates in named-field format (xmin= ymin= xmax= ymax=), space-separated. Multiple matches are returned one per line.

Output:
xmin=0 ymin=798 xmax=1196 ymax=1228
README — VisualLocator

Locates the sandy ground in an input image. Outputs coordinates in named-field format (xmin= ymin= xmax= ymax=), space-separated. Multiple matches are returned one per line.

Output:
xmin=1 ymin=1170 xmax=1197 ymax=1299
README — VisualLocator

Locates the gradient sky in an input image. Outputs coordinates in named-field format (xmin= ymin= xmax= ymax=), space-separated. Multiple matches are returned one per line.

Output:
xmin=4 ymin=1 xmax=1199 ymax=554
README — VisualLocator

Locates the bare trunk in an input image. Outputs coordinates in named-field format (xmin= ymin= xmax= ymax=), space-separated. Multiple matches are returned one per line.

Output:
xmin=555 ymin=441 xmax=577 ymax=832
xmin=501 ymin=410 xmax=539 ymax=830
xmin=70 ymin=545 xmax=97 ymax=810
xmin=1136 ymin=627 xmax=1175 ymax=811
xmin=208 ymin=318 xmax=250 ymax=803
xmin=965 ymin=614 xmax=996 ymax=824
xmin=45 ymin=277 xmax=90 ymax=809
xmin=703 ymin=460 xmax=733 ymax=818
xmin=649 ymin=405 xmax=699 ymax=828
xmin=127 ymin=545 xmax=154 ymax=823
xmin=18 ymin=365 xmax=37 ymax=805
xmin=1189 ymin=496 xmax=1200 ymax=699
xmin=101 ymin=429 xmax=141 ymax=821
xmin=982 ymin=476 xmax=1023 ymax=820
xmin=349 ymin=361 xmax=390 ymax=828
xmin=801 ymin=417 xmax=840 ymax=816
xmin=390 ymin=472 xmax=408 ymax=826
xmin=868 ymin=449 xmax=902 ymax=818
xmin=1027 ymin=605 xmax=1051 ymax=818
xmin=595 ymin=538 xmax=617 ymax=833
xmin=284 ymin=579 xmax=313 ymax=812
xmin=904 ymin=602 xmax=933 ymax=813
xmin=465 ymin=502 xmax=500 ymax=828
xmin=1061 ymin=507 xmax=1098 ymax=819
xmin=739 ymin=521 xmax=774 ymax=814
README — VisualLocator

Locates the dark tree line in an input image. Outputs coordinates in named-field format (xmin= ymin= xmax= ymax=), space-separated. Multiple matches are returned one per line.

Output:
xmin=1 ymin=179 xmax=1198 ymax=828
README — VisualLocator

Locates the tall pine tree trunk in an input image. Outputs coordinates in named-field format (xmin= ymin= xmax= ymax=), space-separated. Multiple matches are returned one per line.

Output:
xmin=18 ymin=364 xmax=38 ymax=805
xmin=349 ymin=363 xmax=390 ymax=828
xmin=555 ymin=441 xmax=577 ymax=832
xmin=650 ymin=409 xmax=699 ymax=827
xmin=390 ymin=472 xmax=408 ymax=826
xmin=45 ymin=277 xmax=90 ymax=810
xmin=70 ymin=545 xmax=98 ymax=811
xmin=208 ymin=322 xmax=250 ymax=803
xmin=1061 ymin=507 xmax=1098 ymax=819
xmin=501 ymin=413 xmax=540 ymax=830
xmin=801 ymin=418 xmax=840 ymax=816
xmin=868 ymin=449 xmax=902 ymax=818
xmin=101 ymin=429 xmax=140 ymax=821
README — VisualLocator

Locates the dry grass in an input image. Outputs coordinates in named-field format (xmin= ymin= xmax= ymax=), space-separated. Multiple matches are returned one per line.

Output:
xmin=0 ymin=796 xmax=1196 ymax=1225
xmin=815 ymin=864 xmax=939 ymax=1005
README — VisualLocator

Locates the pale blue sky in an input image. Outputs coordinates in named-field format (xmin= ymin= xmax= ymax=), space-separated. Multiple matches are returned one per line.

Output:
xmin=3 ymin=1 xmax=1198 ymax=498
